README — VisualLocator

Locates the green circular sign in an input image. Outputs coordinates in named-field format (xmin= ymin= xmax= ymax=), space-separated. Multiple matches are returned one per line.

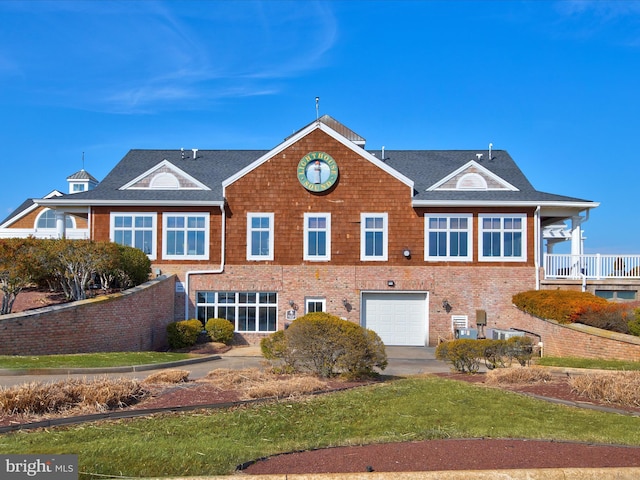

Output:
xmin=297 ymin=151 xmax=339 ymax=192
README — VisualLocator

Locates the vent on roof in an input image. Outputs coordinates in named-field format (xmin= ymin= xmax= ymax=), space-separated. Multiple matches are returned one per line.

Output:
xmin=192 ymin=148 xmax=198 ymax=159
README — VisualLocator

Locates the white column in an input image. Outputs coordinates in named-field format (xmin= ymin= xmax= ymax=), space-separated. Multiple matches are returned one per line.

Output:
xmin=55 ymin=211 xmax=66 ymax=239
xmin=570 ymin=216 xmax=584 ymax=278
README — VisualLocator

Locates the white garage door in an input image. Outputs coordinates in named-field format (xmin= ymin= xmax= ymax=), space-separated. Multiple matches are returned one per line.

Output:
xmin=362 ymin=292 xmax=428 ymax=346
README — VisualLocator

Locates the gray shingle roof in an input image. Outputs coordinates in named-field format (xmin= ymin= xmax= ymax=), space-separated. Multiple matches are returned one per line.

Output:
xmin=50 ymin=147 xmax=592 ymax=205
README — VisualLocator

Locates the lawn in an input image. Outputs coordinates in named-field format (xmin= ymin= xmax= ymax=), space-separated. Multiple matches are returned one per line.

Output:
xmin=1 ymin=376 xmax=639 ymax=478
xmin=0 ymin=351 xmax=193 ymax=369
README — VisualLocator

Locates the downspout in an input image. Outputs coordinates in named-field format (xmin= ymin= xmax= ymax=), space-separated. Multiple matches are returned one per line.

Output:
xmin=184 ymin=203 xmax=226 ymax=320
xmin=534 ymin=206 xmax=541 ymax=290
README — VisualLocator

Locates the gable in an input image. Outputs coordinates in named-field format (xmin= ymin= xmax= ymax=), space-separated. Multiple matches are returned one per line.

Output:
xmin=427 ymin=160 xmax=518 ymax=192
xmin=119 ymin=159 xmax=211 ymax=191
xmin=222 ymin=118 xmax=413 ymax=194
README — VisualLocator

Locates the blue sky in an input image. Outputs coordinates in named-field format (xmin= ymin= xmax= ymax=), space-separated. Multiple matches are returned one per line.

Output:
xmin=1 ymin=0 xmax=639 ymax=253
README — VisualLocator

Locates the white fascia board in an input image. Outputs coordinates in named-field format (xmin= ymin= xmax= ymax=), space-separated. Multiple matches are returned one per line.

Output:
xmin=222 ymin=122 xmax=319 ymax=192
xmin=427 ymin=160 xmax=518 ymax=191
xmin=119 ymin=159 xmax=211 ymax=191
xmin=0 ymin=202 xmax=39 ymax=228
xmin=412 ymin=200 xmax=600 ymax=209
xmin=36 ymin=198 xmax=224 ymax=207
xmin=222 ymin=121 xmax=414 ymax=196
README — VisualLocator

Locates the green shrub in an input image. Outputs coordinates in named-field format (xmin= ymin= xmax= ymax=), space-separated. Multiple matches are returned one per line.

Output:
xmin=577 ymin=302 xmax=638 ymax=334
xmin=205 ymin=318 xmax=235 ymax=344
xmin=261 ymin=312 xmax=387 ymax=378
xmin=260 ymin=330 xmax=297 ymax=374
xmin=628 ymin=308 xmax=640 ymax=337
xmin=116 ymin=244 xmax=151 ymax=287
xmin=437 ymin=337 xmax=536 ymax=372
xmin=512 ymin=289 xmax=608 ymax=324
xmin=436 ymin=339 xmax=487 ymax=373
xmin=167 ymin=319 xmax=203 ymax=349
xmin=506 ymin=336 xmax=535 ymax=366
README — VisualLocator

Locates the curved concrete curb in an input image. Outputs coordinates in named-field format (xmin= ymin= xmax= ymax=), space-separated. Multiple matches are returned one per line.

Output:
xmin=140 ymin=466 xmax=640 ymax=479
xmin=0 ymin=354 xmax=220 ymax=376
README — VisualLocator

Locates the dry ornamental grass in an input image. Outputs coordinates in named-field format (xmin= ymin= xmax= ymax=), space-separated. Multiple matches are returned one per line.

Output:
xmin=0 ymin=377 xmax=148 ymax=415
xmin=204 ymin=368 xmax=328 ymax=400
xmin=569 ymin=371 xmax=640 ymax=408
xmin=143 ymin=369 xmax=190 ymax=384
xmin=485 ymin=368 xmax=553 ymax=385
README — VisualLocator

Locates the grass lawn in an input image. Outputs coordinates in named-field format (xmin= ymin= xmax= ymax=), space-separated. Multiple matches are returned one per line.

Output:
xmin=537 ymin=357 xmax=640 ymax=371
xmin=1 ymin=376 xmax=639 ymax=479
xmin=0 ymin=351 xmax=193 ymax=369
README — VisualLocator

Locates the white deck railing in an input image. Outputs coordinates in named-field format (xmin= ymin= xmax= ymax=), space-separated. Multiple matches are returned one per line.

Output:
xmin=544 ymin=253 xmax=640 ymax=280
xmin=0 ymin=229 xmax=89 ymax=240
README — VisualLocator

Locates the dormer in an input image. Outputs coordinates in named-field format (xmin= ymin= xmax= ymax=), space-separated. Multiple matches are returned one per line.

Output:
xmin=67 ymin=169 xmax=98 ymax=194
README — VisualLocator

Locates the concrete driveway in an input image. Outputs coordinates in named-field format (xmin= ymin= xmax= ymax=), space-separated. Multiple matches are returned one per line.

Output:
xmin=0 ymin=345 xmax=450 ymax=387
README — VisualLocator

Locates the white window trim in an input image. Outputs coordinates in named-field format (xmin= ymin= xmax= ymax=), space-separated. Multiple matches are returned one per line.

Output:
xmin=304 ymin=212 xmax=331 ymax=261
xmin=247 ymin=212 xmax=274 ymax=261
xmin=162 ymin=212 xmax=209 ymax=261
xmin=360 ymin=212 xmax=388 ymax=261
xmin=110 ymin=212 xmax=157 ymax=260
xmin=305 ymin=297 xmax=326 ymax=314
xmin=478 ymin=213 xmax=527 ymax=262
xmin=424 ymin=214 xmax=473 ymax=262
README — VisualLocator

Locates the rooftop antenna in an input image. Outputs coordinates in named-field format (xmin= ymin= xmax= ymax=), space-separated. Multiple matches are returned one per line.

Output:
xmin=82 ymin=152 xmax=85 ymax=171
xmin=315 ymin=96 xmax=319 ymax=120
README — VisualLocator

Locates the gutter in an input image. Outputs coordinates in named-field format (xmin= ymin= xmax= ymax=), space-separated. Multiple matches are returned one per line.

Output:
xmin=184 ymin=203 xmax=226 ymax=320
xmin=535 ymin=205 xmax=540 ymax=290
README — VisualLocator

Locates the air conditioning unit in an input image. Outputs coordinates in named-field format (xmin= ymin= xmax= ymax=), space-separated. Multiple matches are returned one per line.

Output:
xmin=490 ymin=328 xmax=525 ymax=340
xmin=455 ymin=328 xmax=478 ymax=339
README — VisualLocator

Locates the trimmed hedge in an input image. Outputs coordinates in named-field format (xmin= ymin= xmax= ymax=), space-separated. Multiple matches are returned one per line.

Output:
xmin=261 ymin=312 xmax=387 ymax=378
xmin=167 ymin=319 xmax=203 ymax=349
xmin=512 ymin=290 xmax=608 ymax=324
xmin=205 ymin=318 xmax=235 ymax=345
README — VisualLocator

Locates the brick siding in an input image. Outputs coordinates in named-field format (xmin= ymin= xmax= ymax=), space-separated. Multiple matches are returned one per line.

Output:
xmin=508 ymin=307 xmax=640 ymax=360
xmin=0 ymin=275 xmax=176 ymax=355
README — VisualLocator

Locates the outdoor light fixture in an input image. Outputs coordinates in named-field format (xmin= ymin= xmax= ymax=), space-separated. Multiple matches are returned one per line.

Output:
xmin=288 ymin=300 xmax=298 ymax=311
xmin=403 ymin=248 xmax=411 ymax=258
xmin=387 ymin=280 xmax=395 ymax=287
xmin=442 ymin=299 xmax=452 ymax=312
xmin=342 ymin=298 xmax=348 ymax=307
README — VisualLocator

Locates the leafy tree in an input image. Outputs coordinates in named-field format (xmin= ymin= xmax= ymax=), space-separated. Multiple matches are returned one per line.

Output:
xmin=0 ymin=238 xmax=37 ymax=314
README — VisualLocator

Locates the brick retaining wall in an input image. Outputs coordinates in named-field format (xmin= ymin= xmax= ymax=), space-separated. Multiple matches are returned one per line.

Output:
xmin=508 ymin=306 xmax=640 ymax=360
xmin=0 ymin=275 xmax=176 ymax=355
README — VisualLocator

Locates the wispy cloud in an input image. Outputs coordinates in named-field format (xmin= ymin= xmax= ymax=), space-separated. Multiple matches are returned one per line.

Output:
xmin=553 ymin=0 xmax=640 ymax=45
xmin=0 ymin=0 xmax=338 ymax=114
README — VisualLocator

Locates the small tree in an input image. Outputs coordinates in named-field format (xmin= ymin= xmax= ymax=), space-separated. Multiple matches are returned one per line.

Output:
xmin=0 ymin=238 xmax=36 ymax=314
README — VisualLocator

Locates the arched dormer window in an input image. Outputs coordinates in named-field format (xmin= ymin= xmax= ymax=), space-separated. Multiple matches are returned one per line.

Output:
xmin=456 ymin=173 xmax=488 ymax=190
xmin=35 ymin=209 xmax=75 ymax=229
xmin=149 ymin=172 xmax=180 ymax=189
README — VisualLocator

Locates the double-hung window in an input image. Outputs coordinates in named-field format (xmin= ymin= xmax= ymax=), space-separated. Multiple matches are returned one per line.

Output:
xmin=479 ymin=214 xmax=526 ymax=261
xmin=110 ymin=213 xmax=156 ymax=259
xmin=163 ymin=213 xmax=209 ymax=260
xmin=424 ymin=214 xmax=472 ymax=261
xmin=305 ymin=297 xmax=326 ymax=313
xmin=247 ymin=213 xmax=274 ymax=261
xmin=361 ymin=213 xmax=388 ymax=261
xmin=304 ymin=213 xmax=331 ymax=261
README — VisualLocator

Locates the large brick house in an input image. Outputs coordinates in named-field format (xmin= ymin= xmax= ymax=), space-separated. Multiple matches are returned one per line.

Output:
xmin=1 ymin=116 xmax=598 ymax=346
